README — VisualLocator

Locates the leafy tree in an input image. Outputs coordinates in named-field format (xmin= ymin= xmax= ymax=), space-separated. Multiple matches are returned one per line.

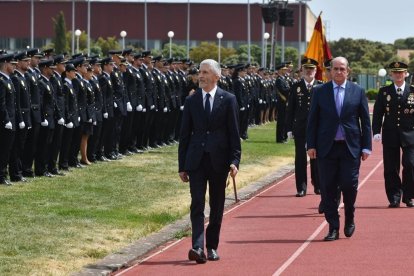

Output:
xmin=161 ymin=43 xmax=187 ymax=59
xmin=189 ymin=42 xmax=236 ymax=64
xmin=95 ymin=37 xmax=120 ymax=56
xmin=52 ymin=11 xmax=69 ymax=54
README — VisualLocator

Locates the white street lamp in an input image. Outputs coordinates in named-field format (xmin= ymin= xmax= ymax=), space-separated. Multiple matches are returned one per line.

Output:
xmin=378 ymin=68 xmax=386 ymax=77
xmin=120 ymin=30 xmax=127 ymax=49
xmin=168 ymin=31 xmax=175 ymax=58
xmin=216 ymin=32 xmax=223 ymax=64
xmin=263 ymin=32 xmax=270 ymax=68
xmin=75 ymin=29 xmax=82 ymax=53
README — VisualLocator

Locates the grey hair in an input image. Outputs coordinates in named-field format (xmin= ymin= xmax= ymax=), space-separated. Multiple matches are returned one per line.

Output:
xmin=331 ymin=56 xmax=350 ymax=68
xmin=200 ymin=59 xmax=221 ymax=77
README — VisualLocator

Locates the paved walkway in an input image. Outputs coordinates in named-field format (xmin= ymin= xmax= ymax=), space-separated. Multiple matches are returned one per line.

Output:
xmin=114 ymin=141 xmax=414 ymax=276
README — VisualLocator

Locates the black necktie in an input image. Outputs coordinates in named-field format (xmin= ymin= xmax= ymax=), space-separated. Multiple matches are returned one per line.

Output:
xmin=205 ymin=93 xmax=211 ymax=120
xmin=397 ymin=87 xmax=402 ymax=95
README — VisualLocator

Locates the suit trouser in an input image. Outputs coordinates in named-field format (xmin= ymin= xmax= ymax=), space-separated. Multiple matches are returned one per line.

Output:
xmin=276 ymin=102 xmax=286 ymax=142
xmin=9 ymin=128 xmax=27 ymax=180
xmin=22 ymin=123 xmax=40 ymax=175
xmin=0 ymin=128 xmax=15 ymax=181
xmin=294 ymin=135 xmax=320 ymax=193
xmin=87 ymin=122 xmax=103 ymax=161
xmin=48 ymin=124 xmax=64 ymax=173
xmin=383 ymin=145 xmax=414 ymax=203
xmin=318 ymin=142 xmax=360 ymax=230
xmin=35 ymin=127 xmax=54 ymax=175
xmin=188 ymin=153 xmax=228 ymax=250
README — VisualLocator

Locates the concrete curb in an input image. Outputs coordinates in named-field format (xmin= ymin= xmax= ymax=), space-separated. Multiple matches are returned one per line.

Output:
xmin=73 ymin=163 xmax=294 ymax=276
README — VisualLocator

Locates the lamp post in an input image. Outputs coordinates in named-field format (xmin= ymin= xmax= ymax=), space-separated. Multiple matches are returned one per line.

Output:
xmin=378 ymin=68 xmax=387 ymax=88
xmin=216 ymin=32 xmax=223 ymax=64
xmin=120 ymin=30 xmax=127 ymax=49
xmin=263 ymin=32 xmax=270 ymax=68
xmin=75 ymin=29 xmax=81 ymax=53
xmin=297 ymin=0 xmax=311 ymax=68
xmin=168 ymin=31 xmax=174 ymax=58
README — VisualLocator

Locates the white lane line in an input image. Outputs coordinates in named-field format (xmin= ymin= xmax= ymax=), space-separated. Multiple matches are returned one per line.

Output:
xmin=272 ymin=159 xmax=383 ymax=276
xmin=117 ymin=172 xmax=295 ymax=274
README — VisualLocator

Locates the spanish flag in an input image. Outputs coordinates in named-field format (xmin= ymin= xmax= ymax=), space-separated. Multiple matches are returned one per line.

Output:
xmin=304 ymin=12 xmax=332 ymax=81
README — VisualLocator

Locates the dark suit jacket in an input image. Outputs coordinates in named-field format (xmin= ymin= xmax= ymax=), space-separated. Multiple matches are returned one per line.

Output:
xmin=178 ymin=87 xmax=241 ymax=173
xmin=307 ymin=81 xmax=372 ymax=159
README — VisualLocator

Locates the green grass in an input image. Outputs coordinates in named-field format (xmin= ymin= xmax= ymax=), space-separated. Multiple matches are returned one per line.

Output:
xmin=0 ymin=122 xmax=294 ymax=275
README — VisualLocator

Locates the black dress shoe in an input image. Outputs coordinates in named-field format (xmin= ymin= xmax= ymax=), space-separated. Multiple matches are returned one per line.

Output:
xmin=402 ymin=199 xmax=414 ymax=207
xmin=43 ymin=172 xmax=54 ymax=178
xmin=207 ymin=248 xmax=220 ymax=261
xmin=51 ymin=170 xmax=66 ymax=176
xmin=10 ymin=176 xmax=27 ymax=182
xmin=296 ymin=191 xmax=306 ymax=197
xmin=324 ymin=229 xmax=339 ymax=241
xmin=388 ymin=202 xmax=400 ymax=208
xmin=0 ymin=179 xmax=13 ymax=186
xmin=318 ymin=201 xmax=324 ymax=214
xmin=188 ymin=248 xmax=207 ymax=264
xmin=344 ymin=222 xmax=355 ymax=237
xmin=22 ymin=171 xmax=35 ymax=178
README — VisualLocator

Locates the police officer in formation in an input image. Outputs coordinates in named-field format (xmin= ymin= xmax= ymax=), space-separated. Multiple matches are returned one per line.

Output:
xmin=286 ymin=58 xmax=322 ymax=197
xmin=275 ymin=63 xmax=291 ymax=143
xmin=0 ymin=48 xmax=203 ymax=185
xmin=372 ymin=61 xmax=414 ymax=208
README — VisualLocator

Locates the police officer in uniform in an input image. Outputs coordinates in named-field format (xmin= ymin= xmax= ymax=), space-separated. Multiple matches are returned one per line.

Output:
xmin=10 ymin=52 xmax=31 ymax=182
xmin=275 ymin=63 xmax=290 ymax=143
xmin=286 ymin=58 xmax=322 ymax=197
xmin=232 ymin=64 xmax=249 ymax=140
xmin=372 ymin=61 xmax=414 ymax=207
xmin=0 ymin=54 xmax=18 ymax=185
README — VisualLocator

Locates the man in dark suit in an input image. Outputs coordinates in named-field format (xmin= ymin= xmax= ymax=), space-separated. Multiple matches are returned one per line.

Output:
xmin=286 ymin=58 xmax=322 ymax=197
xmin=178 ymin=59 xmax=241 ymax=263
xmin=307 ymin=57 xmax=372 ymax=241
xmin=372 ymin=61 xmax=414 ymax=208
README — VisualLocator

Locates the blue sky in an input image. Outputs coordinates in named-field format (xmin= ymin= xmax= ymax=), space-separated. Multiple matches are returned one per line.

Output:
xmin=134 ymin=0 xmax=413 ymax=44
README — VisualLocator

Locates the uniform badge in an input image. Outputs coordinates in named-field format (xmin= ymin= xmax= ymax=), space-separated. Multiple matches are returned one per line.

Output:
xmin=115 ymin=72 xmax=118 ymax=77
xmin=70 ymin=88 xmax=74 ymax=94
xmin=386 ymin=95 xmax=391 ymax=102
xmin=32 ymin=76 xmax=35 ymax=82
xmin=7 ymin=83 xmax=11 ymax=90
xmin=46 ymin=85 xmax=50 ymax=91
xmin=88 ymin=86 xmax=92 ymax=91
xmin=108 ymin=80 xmax=112 ymax=86
xmin=136 ymin=74 xmax=140 ymax=79
xmin=21 ymin=80 xmax=25 ymax=87
xmin=297 ymin=87 xmax=301 ymax=93
xmin=80 ymin=82 xmax=84 ymax=87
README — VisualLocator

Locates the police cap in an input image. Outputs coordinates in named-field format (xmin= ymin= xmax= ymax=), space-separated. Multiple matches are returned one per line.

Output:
xmin=389 ymin=61 xmax=408 ymax=72
xmin=301 ymin=58 xmax=318 ymax=68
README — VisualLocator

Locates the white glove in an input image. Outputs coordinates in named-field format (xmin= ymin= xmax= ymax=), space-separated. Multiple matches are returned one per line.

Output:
xmin=143 ymin=108 xmax=147 ymax=113
xmin=41 ymin=119 xmax=48 ymax=127
xmin=240 ymin=107 xmax=245 ymax=111
xmin=114 ymin=102 xmax=118 ymax=108
xmin=103 ymin=113 xmax=108 ymax=119
xmin=88 ymin=118 xmax=92 ymax=123
xmin=259 ymin=99 xmax=263 ymax=104
xmin=287 ymin=131 xmax=293 ymax=139
xmin=19 ymin=121 xmax=25 ymax=129
xmin=93 ymin=121 xmax=97 ymax=126
xmin=150 ymin=105 xmax=155 ymax=110
xmin=78 ymin=117 xmax=81 ymax=122
xmin=373 ymin=134 xmax=381 ymax=142
xmin=163 ymin=107 xmax=168 ymax=113
xmin=180 ymin=105 xmax=184 ymax=111
xmin=66 ymin=122 xmax=73 ymax=129
xmin=136 ymin=104 xmax=143 ymax=112
xmin=247 ymin=104 xmax=250 ymax=108
xmin=5 ymin=121 xmax=12 ymax=129
xmin=58 ymin=118 xmax=65 ymax=125
xmin=127 ymin=102 xmax=133 ymax=112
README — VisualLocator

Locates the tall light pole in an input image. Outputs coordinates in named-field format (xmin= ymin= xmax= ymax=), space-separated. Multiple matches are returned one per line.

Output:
xmin=216 ymin=32 xmax=223 ymax=64
xmin=30 ymin=0 xmax=34 ymax=48
xmin=297 ymin=0 xmax=311 ymax=68
xmin=168 ymin=31 xmax=174 ymax=58
xmin=87 ymin=0 xmax=91 ymax=55
xmin=144 ymin=0 xmax=148 ymax=49
xmin=75 ymin=29 xmax=81 ymax=53
xmin=247 ymin=0 xmax=251 ymax=63
xmin=264 ymin=32 xmax=270 ymax=68
xmin=72 ymin=0 xmax=76 ymax=55
xmin=120 ymin=30 xmax=127 ymax=49
xmin=186 ymin=0 xmax=190 ymax=58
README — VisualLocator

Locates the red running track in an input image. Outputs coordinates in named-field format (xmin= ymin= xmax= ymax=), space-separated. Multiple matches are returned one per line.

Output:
xmin=116 ymin=141 xmax=414 ymax=276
